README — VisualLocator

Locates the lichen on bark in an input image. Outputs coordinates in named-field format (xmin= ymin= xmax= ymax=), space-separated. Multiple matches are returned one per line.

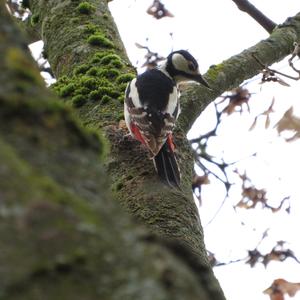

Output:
xmin=28 ymin=0 xmax=211 ymax=269
xmin=1 ymin=4 xmax=225 ymax=299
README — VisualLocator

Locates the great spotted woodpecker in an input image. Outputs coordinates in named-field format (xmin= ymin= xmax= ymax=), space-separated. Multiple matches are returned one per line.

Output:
xmin=124 ymin=50 xmax=211 ymax=187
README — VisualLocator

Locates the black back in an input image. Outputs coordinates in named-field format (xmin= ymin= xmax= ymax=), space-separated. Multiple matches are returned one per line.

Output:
xmin=135 ymin=69 xmax=175 ymax=112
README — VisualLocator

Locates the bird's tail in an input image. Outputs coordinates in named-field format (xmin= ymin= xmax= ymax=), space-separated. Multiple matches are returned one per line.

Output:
xmin=153 ymin=141 xmax=181 ymax=188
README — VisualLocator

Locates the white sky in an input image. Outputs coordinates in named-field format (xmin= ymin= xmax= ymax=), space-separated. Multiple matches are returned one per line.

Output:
xmin=109 ymin=1 xmax=300 ymax=300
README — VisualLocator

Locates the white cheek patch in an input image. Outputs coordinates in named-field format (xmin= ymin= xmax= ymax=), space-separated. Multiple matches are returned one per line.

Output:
xmin=172 ymin=53 xmax=189 ymax=73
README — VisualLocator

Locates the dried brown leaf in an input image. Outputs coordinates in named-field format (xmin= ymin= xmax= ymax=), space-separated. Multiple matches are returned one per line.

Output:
xmin=264 ymin=279 xmax=300 ymax=300
xmin=275 ymin=107 xmax=300 ymax=141
xmin=147 ymin=0 xmax=174 ymax=19
xmin=222 ymin=87 xmax=251 ymax=115
xmin=277 ymin=77 xmax=291 ymax=87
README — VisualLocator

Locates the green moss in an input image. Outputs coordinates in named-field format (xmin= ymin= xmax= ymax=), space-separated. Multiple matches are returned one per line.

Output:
xmin=116 ymin=73 xmax=135 ymax=84
xmin=99 ymin=87 xmax=120 ymax=98
xmin=80 ymin=76 xmax=97 ymax=89
xmin=89 ymin=90 xmax=102 ymax=101
xmin=31 ymin=14 xmax=39 ymax=26
xmin=88 ymin=87 xmax=120 ymax=102
xmin=87 ymin=34 xmax=114 ymax=48
xmin=93 ymin=51 xmax=114 ymax=60
xmin=100 ymin=54 xmax=121 ymax=65
xmin=5 ymin=48 xmax=43 ymax=85
xmin=111 ymin=60 xmax=123 ymax=68
xmin=90 ymin=56 xmax=101 ymax=64
xmin=86 ymin=67 xmax=99 ymax=76
xmin=72 ymin=95 xmax=87 ymax=107
xmin=99 ymin=54 xmax=124 ymax=68
xmin=59 ymin=83 xmax=76 ymax=97
xmin=117 ymin=95 xmax=124 ymax=103
xmin=98 ymin=78 xmax=114 ymax=89
xmin=101 ymin=95 xmax=112 ymax=104
xmin=74 ymin=64 xmax=90 ymax=75
xmin=75 ymin=87 xmax=90 ymax=95
xmin=118 ymin=83 xmax=128 ymax=93
xmin=76 ymin=2 xmax=95 ymax=14
xmin=206 ymin=63 xmax=225 ymax=81
xmin=58 ymin=75 xmax=69 ymax=83
xmin=103 ymin=13 xmax=109 ymax=20
xmin=90 ymin=51 xmax=114 ymax=63
xmin=98 ymin=68 xmax=120 ymax=79
xmin=83 ymin=24 xmax=101 ymax=35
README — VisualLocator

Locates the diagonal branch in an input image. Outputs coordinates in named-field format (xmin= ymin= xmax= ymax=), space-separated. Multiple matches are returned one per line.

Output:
xmin=231 ymin=0 xmax=277 ymax=33
xmin=180 ymin=11 xmax=300 ymax=133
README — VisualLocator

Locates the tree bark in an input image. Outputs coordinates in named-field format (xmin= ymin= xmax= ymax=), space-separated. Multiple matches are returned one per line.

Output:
xmin=28 ymin=0 xmax=210 ymax=266
xmin=3 ymin=0 xmax=300 ymax=298
xmin=28 ymin=0 xmax=300 ymax=291
xmin=0 ymin=3 xmax=224 ymax=299
xmin=231 ymin=0 xmax=276 ymax=33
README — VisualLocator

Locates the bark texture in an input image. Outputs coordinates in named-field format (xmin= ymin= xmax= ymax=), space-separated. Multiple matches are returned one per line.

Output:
xmin=28 ymin=0 xmax=300 ymax=294
xmin=3 ymin=0 xmax=300 ymax=298
xmin=0 ymin=3 xmax=224 ymax=300
xmin=28 ymin=0 xmax=210 ymax=267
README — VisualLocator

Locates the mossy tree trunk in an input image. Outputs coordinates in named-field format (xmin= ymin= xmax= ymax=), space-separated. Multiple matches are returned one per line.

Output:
xmin=26 ymin=0 xmax=300 ymax=264
xmin=1 ymin=2 xmax=224 ymax=299
xmin=2 ymin=0 xmax=300 ymax=298
xmin=27 ymin=0 xmax=210 ymax=264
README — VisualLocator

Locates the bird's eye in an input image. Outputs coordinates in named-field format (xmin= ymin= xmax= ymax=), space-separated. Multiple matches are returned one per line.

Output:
xmin=188 ymin=62 xmax=197 ymax=71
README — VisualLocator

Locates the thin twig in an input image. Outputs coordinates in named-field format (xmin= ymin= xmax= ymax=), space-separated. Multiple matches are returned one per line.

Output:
xmin=252 ymin=53 xmax=300 ymax=80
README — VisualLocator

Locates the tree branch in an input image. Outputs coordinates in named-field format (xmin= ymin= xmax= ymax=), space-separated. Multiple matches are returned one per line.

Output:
xmin=180 ymin=11 xmax=300 ymax=132
xmin=231 ymin=0 xmax=277 ymax=33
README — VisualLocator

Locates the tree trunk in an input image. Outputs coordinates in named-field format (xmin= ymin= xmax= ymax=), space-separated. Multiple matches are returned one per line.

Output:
xmin=2 ymin=0 xmax=300 ymax=298
xmin=27 ymin=0 xmax=210 ymax=264
xmin=0 ymin=2 xmax=224 ymax=299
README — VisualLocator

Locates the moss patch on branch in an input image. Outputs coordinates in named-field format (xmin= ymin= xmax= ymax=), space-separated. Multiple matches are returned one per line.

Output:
xmin=52 ymin=49 xmax=135 ymax=125
xmin=76 ymin=2 xmax=95 ymax=14
xmin=83 ymin=23 xmax=115 ymax=48
xmin=205 ymin=63 xmax=225 ymax=81
xmin=87 ymin=34 xmax=114 ymax=48
xmin=30 ymin=14 xmax=39 ymax=26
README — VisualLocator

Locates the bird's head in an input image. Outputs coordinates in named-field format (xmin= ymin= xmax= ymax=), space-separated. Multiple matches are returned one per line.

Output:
xmin=166 ymin=50 xmax=211 ymax=89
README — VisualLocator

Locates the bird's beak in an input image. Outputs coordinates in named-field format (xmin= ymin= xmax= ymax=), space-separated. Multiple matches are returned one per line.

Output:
xmin=194 ymin=74 xmax=212 ymax=90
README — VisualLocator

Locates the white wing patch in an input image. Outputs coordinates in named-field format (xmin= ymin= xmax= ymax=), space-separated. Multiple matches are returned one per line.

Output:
xmin=163 ymin=86 xmax=178 ymax=116
xmin=129 ymin=78 xmax=142 ymax=108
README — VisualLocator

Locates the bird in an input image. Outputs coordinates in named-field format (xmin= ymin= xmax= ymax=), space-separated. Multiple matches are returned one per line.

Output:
xmin=124 ymin=50 xmax=211 ymax=188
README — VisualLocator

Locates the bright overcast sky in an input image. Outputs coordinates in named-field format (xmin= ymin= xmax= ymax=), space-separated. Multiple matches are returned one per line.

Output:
xmin=109 ymin=1 xmax=300 ymax=300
